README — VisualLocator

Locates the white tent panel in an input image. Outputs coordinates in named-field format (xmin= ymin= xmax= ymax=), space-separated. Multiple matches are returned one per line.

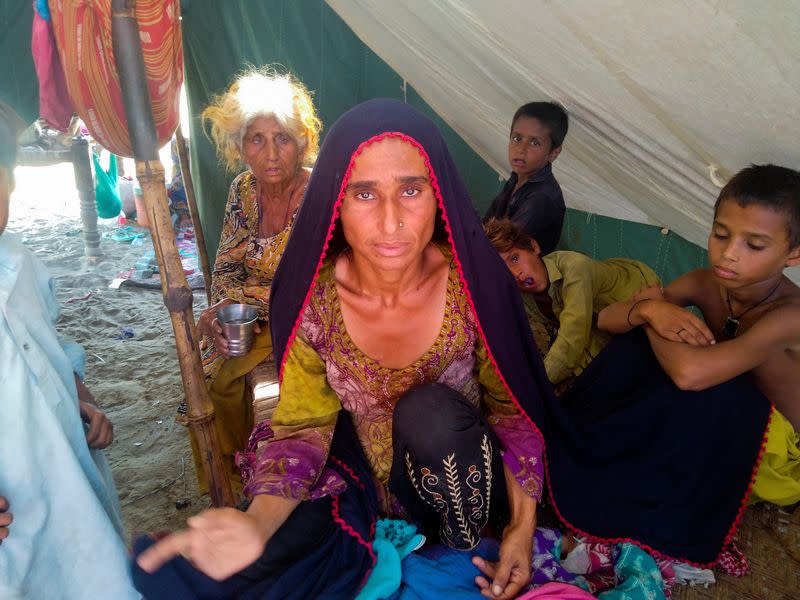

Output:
xmin=327 ymin=0 xmax=800 ymax=273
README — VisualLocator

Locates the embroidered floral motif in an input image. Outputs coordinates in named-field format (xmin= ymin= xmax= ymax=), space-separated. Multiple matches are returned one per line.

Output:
xmin=404 ymin=436 xmax=495 ymax=551
xmin=202 ymin=171 xmax=301 ymax=381
xmin=253 ymin=246 xmax=545 ymax=511
xmin=302 ymin=254 xmax=478 ymax=490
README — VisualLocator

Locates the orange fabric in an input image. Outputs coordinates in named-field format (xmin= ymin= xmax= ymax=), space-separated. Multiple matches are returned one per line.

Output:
xmin=49 ymin=0 xmax=183 ymax=157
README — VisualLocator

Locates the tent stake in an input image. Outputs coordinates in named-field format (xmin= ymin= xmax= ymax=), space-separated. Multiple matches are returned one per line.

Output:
xmin=111 ymin=0 xmax=234 ymax=507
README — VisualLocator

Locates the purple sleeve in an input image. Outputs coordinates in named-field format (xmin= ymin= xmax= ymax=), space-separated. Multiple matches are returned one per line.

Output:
xmin=243 ymin=329 xmax=347 ymax=500
xmin=475 ymin=337 xmax=545 ymax=501
xmin=489 ymin=413 xmax=545 ymax=501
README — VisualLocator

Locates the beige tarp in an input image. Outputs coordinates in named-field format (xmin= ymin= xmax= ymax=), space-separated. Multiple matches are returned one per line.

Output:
xmin=327 ymin=0 xmax=800 ymax=278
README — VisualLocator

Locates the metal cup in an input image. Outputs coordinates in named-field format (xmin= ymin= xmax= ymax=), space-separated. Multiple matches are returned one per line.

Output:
xmin=216 ymin=303 xmax=258 ymax=357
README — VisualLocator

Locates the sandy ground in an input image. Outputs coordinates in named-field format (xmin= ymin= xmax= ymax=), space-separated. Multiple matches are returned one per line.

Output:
xmin=8 ymin=160 xmax=211 ymax=540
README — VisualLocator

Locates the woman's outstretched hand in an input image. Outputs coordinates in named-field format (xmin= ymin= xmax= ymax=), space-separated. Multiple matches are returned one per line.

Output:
xmin=473 ymin=463 xmax=536 ymax=599
xmin=136 ymin=507 xmax=269 ymax=580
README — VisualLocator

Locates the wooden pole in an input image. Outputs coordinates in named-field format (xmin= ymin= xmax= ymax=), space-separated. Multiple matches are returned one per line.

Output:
xmin=111 ymin=0 xmax=234 ymax=507
xmin=175 ymin=124 xmax=212 ymax=305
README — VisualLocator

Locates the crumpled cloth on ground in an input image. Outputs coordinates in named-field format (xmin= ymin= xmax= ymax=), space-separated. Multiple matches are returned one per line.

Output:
xmin=383 ymin=528 xmax=667 ymax=600
xmin=356 ymin=519 xmax=425 ymax=600
xmin=715 ymin=543 xmax=749 ymax=577
xmin=517 ymin=582 xmax=597 ymax=599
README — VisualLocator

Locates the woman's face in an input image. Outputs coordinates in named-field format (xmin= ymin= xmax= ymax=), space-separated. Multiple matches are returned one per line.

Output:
xmin=338 ymin=137 xmax=438 ymax=272
xmin=241 ymin=116 xmax=301 ymax=186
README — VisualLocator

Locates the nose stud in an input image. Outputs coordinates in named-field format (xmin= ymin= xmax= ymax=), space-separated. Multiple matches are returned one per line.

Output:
xmin=398 ymin=221 xmax=404 ymax=228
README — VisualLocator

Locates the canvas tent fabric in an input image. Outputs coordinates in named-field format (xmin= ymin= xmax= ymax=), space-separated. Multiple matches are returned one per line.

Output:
xmin=179 ymin=0 xmax=719 ymax=284
xmin=179 ymin=0 xmax=501 ymax=259
xmin=326 ymin=1 xmax=800 ymax=249
xmin=0 ymin=1 xmax=38 ymax=126
xmin=3 ymin=0 xmax=797 ymax=284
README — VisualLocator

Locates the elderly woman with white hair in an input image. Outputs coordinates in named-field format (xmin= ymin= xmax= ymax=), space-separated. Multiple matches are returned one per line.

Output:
xmin=189 ymin=68 xmax=322 ymax=492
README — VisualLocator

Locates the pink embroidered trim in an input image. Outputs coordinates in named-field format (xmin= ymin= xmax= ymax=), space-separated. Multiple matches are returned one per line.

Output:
xmin=329 ymin=454 xmax=366 ymax=490
xmin=721 ymin=405 xmax=773 ymax=548
xmin=278 ymin=131 xmax=547 ymax=493
xmin=330 ymin=494 xmax=377 ymax=593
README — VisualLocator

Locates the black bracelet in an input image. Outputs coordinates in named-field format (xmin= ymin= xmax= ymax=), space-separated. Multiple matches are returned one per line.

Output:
xmin=627 ymin=299 xmax=649 ymax=327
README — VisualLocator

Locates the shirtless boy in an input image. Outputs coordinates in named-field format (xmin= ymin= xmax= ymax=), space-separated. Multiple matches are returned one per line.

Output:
xmin=598 ymin=164 xmax=800 ymax=506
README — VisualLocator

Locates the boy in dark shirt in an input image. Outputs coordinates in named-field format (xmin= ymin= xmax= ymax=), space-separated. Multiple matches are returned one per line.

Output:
xmin=483 ymin=102 xmax=568 ymax=254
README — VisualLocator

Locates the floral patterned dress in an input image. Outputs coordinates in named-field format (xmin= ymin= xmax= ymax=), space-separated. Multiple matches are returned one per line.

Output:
xmin=245 ymin=248 xmax=544 ymax=517
xmin=202 ymin=170 xmax=300 ymax=380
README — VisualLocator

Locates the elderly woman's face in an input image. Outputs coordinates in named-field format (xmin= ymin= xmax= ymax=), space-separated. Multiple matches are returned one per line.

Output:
xmin=339 ymin=137 xmax=438 ymax=272
xmin=242 ymin=116 xmax=301 ymax=186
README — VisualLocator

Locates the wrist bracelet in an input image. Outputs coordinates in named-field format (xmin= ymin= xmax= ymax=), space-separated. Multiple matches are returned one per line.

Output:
xmin=627 ymin=299 xmax=649 ymax=327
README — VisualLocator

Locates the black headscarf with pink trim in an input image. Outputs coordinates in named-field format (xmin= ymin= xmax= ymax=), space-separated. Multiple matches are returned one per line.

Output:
xmin=270 ymin=98 xmax=553 ymax=437
xmin=269 ymin=99 xmax=770 ymax=566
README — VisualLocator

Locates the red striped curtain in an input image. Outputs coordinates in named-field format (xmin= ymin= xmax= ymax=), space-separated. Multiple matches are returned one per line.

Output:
xmin=49 ymin=0 xmax=183 ymax=157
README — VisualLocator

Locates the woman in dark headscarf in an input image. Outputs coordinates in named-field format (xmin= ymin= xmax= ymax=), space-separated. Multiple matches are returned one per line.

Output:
xmin=135 ymin=99 xmax=550 ymax=599
xmin=133 ymin=99 xmax=768 ymax=598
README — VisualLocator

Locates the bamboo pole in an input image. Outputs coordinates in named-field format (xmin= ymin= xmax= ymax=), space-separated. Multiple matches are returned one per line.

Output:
xmin=175 ymin=124 xmax=212 ymax=305
xmin=111 ymin=0 xmax=234 ymax=507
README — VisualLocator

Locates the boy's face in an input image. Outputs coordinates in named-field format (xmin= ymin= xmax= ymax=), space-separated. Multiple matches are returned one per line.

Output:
xmin=499 ymin=240 xmax=550 ymax=294
xmin=508 ymin=116 xmax=562 ymax=183
xmin=708 ymin=199 xmax=800 ymax=289
xmin=0 ymin=166 xmax=12 ymax=237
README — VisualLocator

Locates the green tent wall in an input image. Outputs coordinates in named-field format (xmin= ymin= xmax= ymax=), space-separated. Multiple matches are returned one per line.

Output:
xmin=181 ymin=0 xmax=706 ymax=284
xmin=0 ymin=1 xmax=38 ymax=125
xmin=1 ymin=0 xmax=707 ymax=284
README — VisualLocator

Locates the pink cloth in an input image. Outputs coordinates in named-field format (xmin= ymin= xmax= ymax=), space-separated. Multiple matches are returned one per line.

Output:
xmin=31 ymin=6 xmax=74 ymax=130
xmin=517 ymin=582 xmax=597 ymax=599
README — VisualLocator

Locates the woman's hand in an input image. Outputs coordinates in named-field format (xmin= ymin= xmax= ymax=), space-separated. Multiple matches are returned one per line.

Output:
xmin=136 ymin=508 xmax=270 ymax=580
xmin=0 ymin=496 xmax=11 ymax=544
xmin=473 ymin=463 xmax=536 ymax=599
xmin=198 ymin=299 xmax=263 ymax=357
xmin=640 ymin=299 xmax=715 ymax=346
xmin=197 ymin=299 xmax=233 ymax=351
xmin=473 ymin=521 xmax=533 ymax=599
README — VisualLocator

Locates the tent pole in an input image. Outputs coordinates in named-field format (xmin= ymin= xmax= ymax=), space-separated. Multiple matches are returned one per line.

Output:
xmin=110 ymin=0 xmax=234 ymax=507
xmin=175 ymin=124 xmax=212 ymax=305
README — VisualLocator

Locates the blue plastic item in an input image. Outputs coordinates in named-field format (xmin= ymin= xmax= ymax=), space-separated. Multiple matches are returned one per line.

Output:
xmin=92 ymin=153 xmax=122 ymax=219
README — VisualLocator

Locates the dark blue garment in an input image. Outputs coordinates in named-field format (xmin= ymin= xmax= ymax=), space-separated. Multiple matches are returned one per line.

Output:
xmin=548 ymin=329 xmax=770 ymax=563
xmin=130 ymin=415 xmax=379 ymax=599
xmin=483 ymin=164 xmax=565 ymax=255
xmin=267 ymin=98 xmax=768 ymax=568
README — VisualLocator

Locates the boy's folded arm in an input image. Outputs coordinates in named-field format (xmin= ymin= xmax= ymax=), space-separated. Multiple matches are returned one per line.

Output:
xmin=644 ymin=303 xmax=800 ymax=391
xmin=598 ymin=269 xmax=704 ymax=333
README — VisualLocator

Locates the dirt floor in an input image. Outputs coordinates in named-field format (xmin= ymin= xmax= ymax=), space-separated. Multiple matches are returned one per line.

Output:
xmin=9 ymin=161 xmax=210 ymax=540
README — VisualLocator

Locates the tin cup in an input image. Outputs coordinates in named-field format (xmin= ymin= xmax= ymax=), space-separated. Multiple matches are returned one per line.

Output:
xmin=216 ymin=303 xmax=258 ymax=357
